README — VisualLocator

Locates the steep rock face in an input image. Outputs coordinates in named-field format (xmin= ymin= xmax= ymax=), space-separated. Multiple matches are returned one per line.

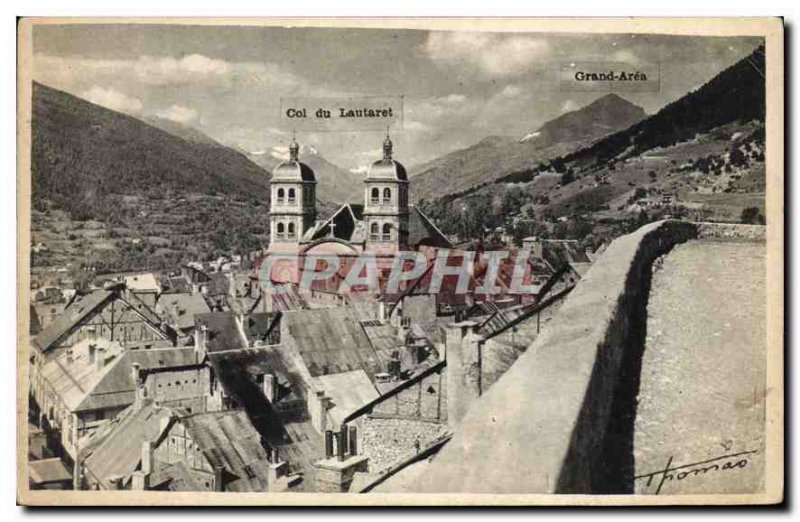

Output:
xmin=410 ymin=94 xmax=646 ymax=202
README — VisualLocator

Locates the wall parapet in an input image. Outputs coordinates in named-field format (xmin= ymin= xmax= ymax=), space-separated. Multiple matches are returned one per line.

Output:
xmin=404 ymin=220 xmax=699 ymax=494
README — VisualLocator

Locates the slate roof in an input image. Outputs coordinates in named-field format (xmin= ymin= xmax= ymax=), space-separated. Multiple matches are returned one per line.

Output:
xmin=160 ymin=276 xmax=191 ymax=295
xmin=314 ymin=370 xmax=379 ymax=426
xmin=207 ymin=345 xmax=322 ymax=481
xmin=540 ymin=239 xmax=592 ymax=270
xmin=81 ymin=400 xmax=172 ymax=490
xmin=206 ymin=272 xmax=231 ymax=297
xmin=407 ymin=206 xmax=451 ymax=248
xmin=195 ymin=312 xmax=248 ymax=352
xmin=32 ymin=290 xmax=114 ymax=352
xmin=281 ymin=307 xmax=385 ymax=378
xmin=180 ymin=410 xmax=271 ymax=492
xmin=310 ymin=203 xmax=365 ymax=243
xmin=149 ymin=460 xmax=202 ymax=491
xmin=158 ymin=293 xmax=212 ymax=331
xmin=124 ymin=273 xmax=160 ymax=293
xmin=28 ymin=458 xmax=71 ymax=485
xmin=94 ymin=347 xmax=200 ymax=412
xmin=242 ymin=312 xmax=281 ymax=346
xmin=37 ymin=336 xmax=127 ymax=413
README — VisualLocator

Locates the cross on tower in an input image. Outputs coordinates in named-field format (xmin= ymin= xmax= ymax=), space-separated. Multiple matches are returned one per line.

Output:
xmin=328 ymin=221 xmax=337 ymax=238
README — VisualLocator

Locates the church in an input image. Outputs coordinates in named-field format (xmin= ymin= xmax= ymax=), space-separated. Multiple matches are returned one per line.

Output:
xmin=264 ymin=135 xmax=451 ymax=288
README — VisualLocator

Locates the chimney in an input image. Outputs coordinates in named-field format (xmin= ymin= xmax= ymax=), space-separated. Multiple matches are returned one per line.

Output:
xmin=132 ymin=442 xmax=152 ymax=491
xmin=131 ymin=362 xmax=141 ymax=387
xmin=337 ymin=424 xmax=348 ymax=462
xmin=88 ymin=344 xmax=96 ymax=364
xmin=87 ymin=326 xmax=98 ymax=343
xmin=262 ymin=374 xmax=277 ymax=403
xmin=266 ymin=448 xmax=287 ymax=491
xmin=132 ymin=363 xmax=146 ymax=408
xmin=194 ymin=324 xmax=208 ymax=359
xmin=348 ymin=425 xmax=358 ymax=456
xmin=324 ymin=430 xmax=334 ymax=459
xmin=95 ymin=346 xmax=106 ymax=371
xmin=66 ymin=348 xmax=74 ymax=364
xmin=446 ymin=320 xmax=479 ymax=428
xmin=308 ymin=389 xmax=330 ymax=433
xmin=141 ymin=440 xmax=153 ymax=475
xmin=213 ymin=465 xmax=224 ymax=492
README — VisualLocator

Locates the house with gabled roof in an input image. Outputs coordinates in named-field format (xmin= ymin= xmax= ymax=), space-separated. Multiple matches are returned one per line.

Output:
xmin=31 ymin=286 xmax=171 ymax=361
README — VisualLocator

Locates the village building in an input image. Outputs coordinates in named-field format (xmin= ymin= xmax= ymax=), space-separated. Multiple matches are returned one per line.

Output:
xmin=31 ymin=285 xmax=172 ymax=361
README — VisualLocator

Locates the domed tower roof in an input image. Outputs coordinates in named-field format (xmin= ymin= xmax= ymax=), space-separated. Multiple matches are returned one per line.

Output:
xmin=366 ymin=134 xmax=407 ymax=181
xmin=272 ymin=138 xmax=316 ymax=182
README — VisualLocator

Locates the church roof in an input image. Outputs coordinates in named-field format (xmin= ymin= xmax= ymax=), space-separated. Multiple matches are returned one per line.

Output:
xmin=366 ymin=158 xmax=408 ymax=182
xmin=310 ymin=203 xmax=365 ymax=243
xmin=271 ymin=160 xmax=316 ymax=182
xmin=407 ymin=206 xmax=452 ymax=248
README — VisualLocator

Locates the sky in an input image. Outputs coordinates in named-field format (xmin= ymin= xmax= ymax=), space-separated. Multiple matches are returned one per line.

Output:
xmin=32 ymin=24 xmax=763 ymax=172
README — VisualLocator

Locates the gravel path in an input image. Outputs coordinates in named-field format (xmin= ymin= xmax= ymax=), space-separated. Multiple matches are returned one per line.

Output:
xmin=634 ymin=240 xmax=766 ymax=494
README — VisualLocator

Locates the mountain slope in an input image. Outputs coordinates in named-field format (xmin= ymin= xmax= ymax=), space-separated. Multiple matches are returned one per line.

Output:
xmin=32 ymin=82 xmax=271 ymax=222
xmin=417 ymin=45 xmax=766 ymax=243
xmin=520 ymin=93 xmax=645 ymax=147
xmin=410 ymin=93 xmax=646 ymax=202
xmin=561 ymin=46 xmax=765 ymax=169
xmin=31 ymin=82 xmax=273 ymax=271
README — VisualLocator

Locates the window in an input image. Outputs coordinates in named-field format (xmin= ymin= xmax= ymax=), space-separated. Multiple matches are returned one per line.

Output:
xmin=371 ymin=187 xmax=380 ymax=205
xmin=276 ymin=222 xmax=285 ymax=240
xmin=370 ymin=222 xmax=380 ymax=241
xmin=276 ymin=188 xmax=285 ymax=204
xmin=382 ymin=223 xmax=392 ymax=241
xmin=288 ymin=188 xmax=296 ymax=204
xmin=383 ymin=187 xmax=392 ymax=203
xmin=287 ymin=222 xmax=296 ymax=239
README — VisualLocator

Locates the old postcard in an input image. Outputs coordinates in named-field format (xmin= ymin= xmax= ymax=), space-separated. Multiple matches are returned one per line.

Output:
xmin=16 ymin=17 xmax=784 ymax=506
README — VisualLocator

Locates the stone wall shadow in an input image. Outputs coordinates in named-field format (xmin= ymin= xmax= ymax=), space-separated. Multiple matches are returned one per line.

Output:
xmin=556 ymin=222 xmax=697 ymax=493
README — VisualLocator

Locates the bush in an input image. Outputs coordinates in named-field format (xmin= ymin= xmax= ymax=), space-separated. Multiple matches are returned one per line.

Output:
xmin=740 ymin=206 xmax=765 ymax=225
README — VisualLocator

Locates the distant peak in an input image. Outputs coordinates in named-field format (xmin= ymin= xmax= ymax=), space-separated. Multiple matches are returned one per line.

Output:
xmin=586 ymin=93 xmax=643 ymax=112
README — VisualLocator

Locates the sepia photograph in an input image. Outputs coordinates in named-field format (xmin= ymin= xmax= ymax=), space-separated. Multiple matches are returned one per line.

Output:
xmin=15 ymin=17 xmax=784 ymax=506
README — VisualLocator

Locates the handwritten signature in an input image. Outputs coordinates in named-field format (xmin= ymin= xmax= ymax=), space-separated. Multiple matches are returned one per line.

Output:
xmin=635 ymin=450 xmax=757 ymax=494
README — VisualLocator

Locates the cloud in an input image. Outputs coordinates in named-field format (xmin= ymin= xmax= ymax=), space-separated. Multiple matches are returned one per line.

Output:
xmin=611 ymin=48 xmax=641 ymax=65
xmin=499 ymin=85 xmax=522 ymax=98
xmin=155 ymin=104 xmax=199 ymax=124
xmin=350 ymin=165 xmax=370 ymax=175
xmin=561 ymin=99 xmax=579 ymax=113
xmin=33 ymin=53 xmax=304 ymax=90
xmin=441 ymin=93 xmax=467 ymax=104
xmin=80 ymin=86 xmax=142 ymax=114
xmin=424 ymin=32 xmax=550 ymax=76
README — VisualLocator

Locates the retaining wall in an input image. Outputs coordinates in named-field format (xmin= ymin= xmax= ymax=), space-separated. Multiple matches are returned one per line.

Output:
xmin=405 ymin=220 xmax=702 ymax=494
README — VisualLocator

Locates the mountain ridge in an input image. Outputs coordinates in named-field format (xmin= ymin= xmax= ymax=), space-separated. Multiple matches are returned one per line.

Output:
xmin=409 ymin=93 xmax=647 ymax=202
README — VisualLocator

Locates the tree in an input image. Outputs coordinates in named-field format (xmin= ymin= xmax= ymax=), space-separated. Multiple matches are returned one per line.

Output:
xmin=741 ymin=206 xmax=765 ymax=225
